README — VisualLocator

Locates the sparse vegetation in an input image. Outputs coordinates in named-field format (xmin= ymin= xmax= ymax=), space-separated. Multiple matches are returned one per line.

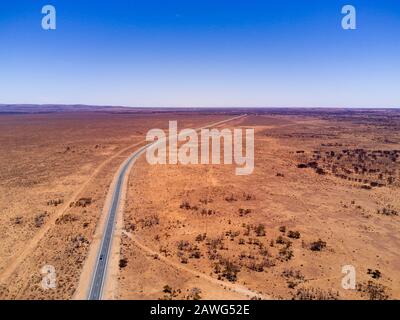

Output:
xmin=296 ymin=148 xmax=400 ymax=188
xmin=187 ymin=287 xmax=202 ymax=300
xmin=278 ymin=246 xmax=293 ymax=261
xmin=224 ymin=194 xmax=237 ymax=202
xmin=180 ymin=200 xmax=199 ymax=211
xmin=55 ymin=214 xmax=78 ymax=225
xmin=310 ymin=239 xmax=326 ymax=251
xmin=138 ymin=214 xmax=160 ymax=228
xmin=254 ymin=224 xmax=266 ymax=237
xmin=163 ymin=285 xmax=172 ymax=294
xmin=282 ymin=269 xmax=304 ymax=288
xmin=119 ymin=258 xmax=128 ymax=268
xmin=34 ymin=212 xmax=48 ymax=228
xmin=357 ymin=281 xmax=389 ymax=300
xmin=367 ymin=269 xmax=382 ymax=279
xmin=238 ymin=208 xmax=252 ymax=217
xmin=287 ymin=230 xmax=301 ymax=239
xmin=377 ymin=205 xmax=398 ymax=216
xmin=180 ymin=257 xmax=188 ymax=264
xmin=47 ymin=198 xmax=64 ymax=206
xmin=243 ymin=193 xmax=254 ymax=201
xmin=6 ymin=110 xmax=398 ymax=300
xmin=276 ymin=235 xmax=291 ymax=246
xmin=160 ymin=285 xmax=181 ymax=300
xmin=177 ymin=240 xmax=201 ymax=260
xmin=71 ymin=197 xmax=92 ymax=207
xmin=219 ymin=259 xmax=241 ymax=282
xmin=11 ymin=216 xmax=23 ymax=225
xmin=293 ymin=287 xmax=339 ymax=300
xmin=195 ymin=233 xmax=207 ymax=242
xmin=69 ymin=234 xmax=89 ymax=254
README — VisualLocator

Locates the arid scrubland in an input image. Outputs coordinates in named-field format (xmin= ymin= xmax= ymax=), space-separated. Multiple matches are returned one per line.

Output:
xmin=119 ymin=110 xmax=400 ymax=300
xmin=0 ymin=110 xmax=228 ymax=299
xmin=0 ymin=108 xmax=399 ymax=300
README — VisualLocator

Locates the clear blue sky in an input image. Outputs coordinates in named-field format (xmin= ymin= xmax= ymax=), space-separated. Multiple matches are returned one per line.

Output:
xmin=0 ymin=0 xmax=399 ymax=108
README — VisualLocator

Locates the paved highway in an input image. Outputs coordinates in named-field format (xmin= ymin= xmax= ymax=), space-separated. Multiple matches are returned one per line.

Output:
xmin=88 ymin=144 xmax=149 ymax=300
xmin=87 ymin=115 xmax=245 ymax=300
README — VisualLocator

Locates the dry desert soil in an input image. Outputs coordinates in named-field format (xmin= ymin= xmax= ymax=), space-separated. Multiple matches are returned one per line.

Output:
xmin=0 ymin=107 xmax=399 ymax=300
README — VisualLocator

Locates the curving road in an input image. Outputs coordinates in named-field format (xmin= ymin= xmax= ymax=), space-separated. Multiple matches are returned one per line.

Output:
xmin=88 ymin=144 xmax=149 ymax=300
xmin=87 ymin=115 xmax=246 ymax=300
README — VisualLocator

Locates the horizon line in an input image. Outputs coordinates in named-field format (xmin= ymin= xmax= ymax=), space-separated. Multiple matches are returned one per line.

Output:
xmin=1 ymin=103 xmax=399 ymax=110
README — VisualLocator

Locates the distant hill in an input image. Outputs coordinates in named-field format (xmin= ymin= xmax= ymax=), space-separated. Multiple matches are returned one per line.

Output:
xmin=0 ymin=104 xmax=144 ymax=114
xmin=0 ymin=104 xmax=246 ymax=115
xmin=1 ymin=104 xmax=398 ymax=116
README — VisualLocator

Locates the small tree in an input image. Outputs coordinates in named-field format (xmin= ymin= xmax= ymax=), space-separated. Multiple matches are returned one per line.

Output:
xmin=255 ymin=224 xmax=266 ymax=237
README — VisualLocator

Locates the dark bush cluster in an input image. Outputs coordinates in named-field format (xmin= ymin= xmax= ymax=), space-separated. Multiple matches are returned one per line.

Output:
xmin=310 ymin=239 xmax=327 ymax=251
xmin=357 ymin=281 xmax=389 ymax=300
xmin=287 ymin=230 xmax=301 ymax=239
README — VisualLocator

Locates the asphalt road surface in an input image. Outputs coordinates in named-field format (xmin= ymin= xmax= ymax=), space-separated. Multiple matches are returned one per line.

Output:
xmin=88 ymin=144 xmax=148 ymax=300
xmin=87 ymin=115 xmax=245 ymax=300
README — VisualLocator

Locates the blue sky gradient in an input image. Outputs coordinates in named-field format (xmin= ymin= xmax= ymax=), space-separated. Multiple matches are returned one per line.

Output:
xmin=0 ymin=0 xmax=399 ymax=107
